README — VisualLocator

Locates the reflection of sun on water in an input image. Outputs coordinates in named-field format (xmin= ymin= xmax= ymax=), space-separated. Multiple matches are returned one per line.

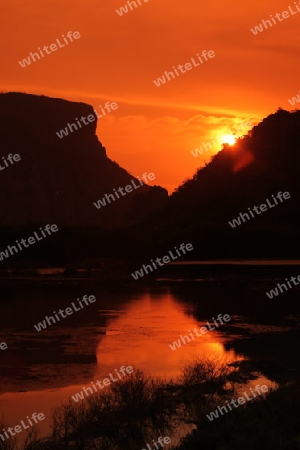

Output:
xmin=0 ymin=292 xmax=274 ymax=439
xmin=95 ymin=294 xmax=242 ymax=378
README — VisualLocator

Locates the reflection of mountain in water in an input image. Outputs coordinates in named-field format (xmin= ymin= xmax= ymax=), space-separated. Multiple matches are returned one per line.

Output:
xmin=0 ymin=277 xmax=298 ymax=437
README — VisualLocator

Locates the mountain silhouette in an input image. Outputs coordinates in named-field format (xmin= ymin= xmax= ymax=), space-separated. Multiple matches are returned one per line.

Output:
xmin=153 ymin=108 xmax=300 ymax=259
xmin=1 ymin=93 xmax=299 ymax=265
xmin=0 ymin=92 xmax=167 ymax=229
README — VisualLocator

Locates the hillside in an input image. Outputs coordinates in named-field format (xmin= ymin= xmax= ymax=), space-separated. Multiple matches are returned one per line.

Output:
xmin=0 ymin=92 xmax=167 ymax=229
xmin=145 ymin=109 xmax=300 ymax=259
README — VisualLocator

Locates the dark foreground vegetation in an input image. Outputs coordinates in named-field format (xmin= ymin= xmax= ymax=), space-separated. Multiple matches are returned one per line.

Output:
xmin=2 ymin=359 xmax=300 ymax=450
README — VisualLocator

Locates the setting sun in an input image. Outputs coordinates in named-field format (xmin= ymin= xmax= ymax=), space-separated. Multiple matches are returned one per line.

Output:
xmin=220 ymin=134 xmax=236 ymax=146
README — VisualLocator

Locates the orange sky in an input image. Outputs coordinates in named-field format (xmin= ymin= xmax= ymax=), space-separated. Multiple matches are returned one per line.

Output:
xmin=1 ymin=0 xmax=300 ymax=192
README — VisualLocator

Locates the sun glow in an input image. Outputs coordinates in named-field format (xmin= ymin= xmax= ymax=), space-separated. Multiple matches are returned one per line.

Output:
xmin=220 ymin=134 xmax=236 ymax=146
